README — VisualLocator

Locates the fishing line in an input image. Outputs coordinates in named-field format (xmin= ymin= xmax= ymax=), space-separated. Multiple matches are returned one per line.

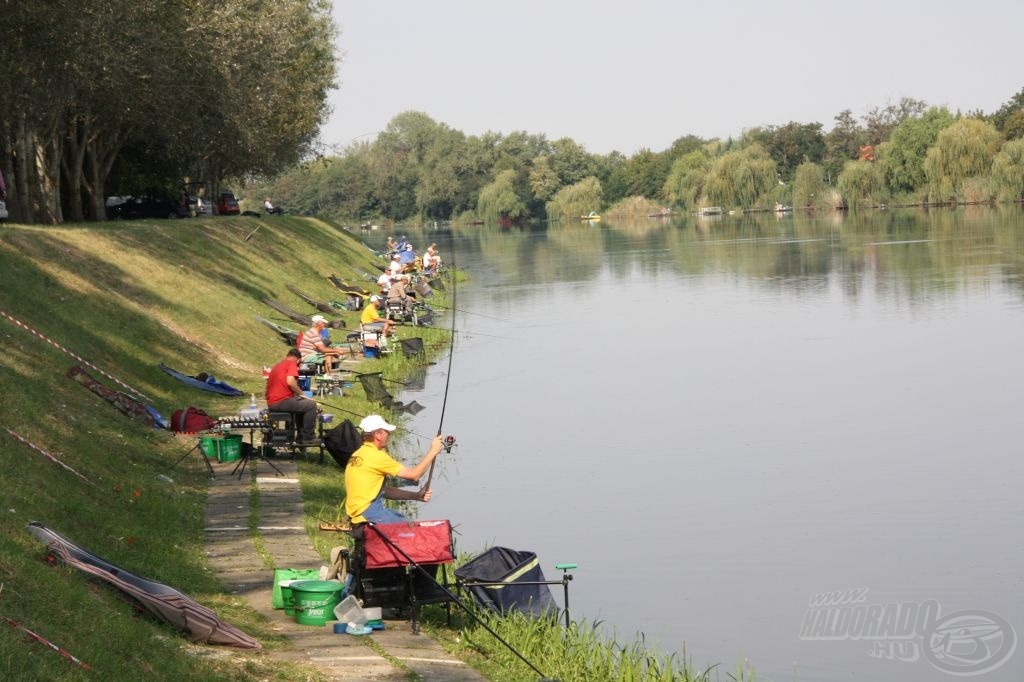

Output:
xmin=427 ymin=302 xmax=504 ymax=321
xmin=311 ymin=397 xmax=436 ymax=442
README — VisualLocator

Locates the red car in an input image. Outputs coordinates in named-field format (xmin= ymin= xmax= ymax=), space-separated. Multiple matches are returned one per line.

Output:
xmin=217 ymin=191 xmax=240 ymax=215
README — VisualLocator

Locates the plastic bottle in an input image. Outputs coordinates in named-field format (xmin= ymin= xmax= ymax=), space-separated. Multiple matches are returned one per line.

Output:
xmin=240 ymin=394 xmax=260 ymax=421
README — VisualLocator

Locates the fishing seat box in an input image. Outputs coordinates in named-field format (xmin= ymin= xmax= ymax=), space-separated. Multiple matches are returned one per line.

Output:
xmin=351 ymin=520 xmax=453 ymax=608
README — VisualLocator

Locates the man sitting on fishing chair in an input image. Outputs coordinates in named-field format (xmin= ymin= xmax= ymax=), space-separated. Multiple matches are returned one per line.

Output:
xmin=360 ymin=295 xmax=395 ymax=336
xmin=298 ymin=315 xmax=347 ymax=373
xmin=344 ymin=415 xmax=444 ymax=524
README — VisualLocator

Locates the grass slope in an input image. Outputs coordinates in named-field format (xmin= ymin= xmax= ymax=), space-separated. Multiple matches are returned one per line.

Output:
xmin=0 ymin=216 xmax=444 ymax=680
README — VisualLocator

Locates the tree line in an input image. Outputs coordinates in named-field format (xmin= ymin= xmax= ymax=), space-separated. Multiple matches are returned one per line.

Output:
xmin=0 ymin=0 xmax=336 ymax=224
xmin=267 ymin=92 xmax=1024 ymax=224
xmin=3 ymin=1 xmax=1021 ymax=226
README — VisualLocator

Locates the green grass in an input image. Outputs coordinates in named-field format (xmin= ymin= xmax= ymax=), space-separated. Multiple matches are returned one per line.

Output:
xmin=0 ymin=215 xmax=446 ymax=680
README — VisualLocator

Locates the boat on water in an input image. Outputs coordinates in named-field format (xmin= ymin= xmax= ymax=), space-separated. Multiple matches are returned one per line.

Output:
xmin=698 ymin=206 xmax=723 ymax=216
xmin=774 ymin=203 xmax=793 ymax=213
xmin=581 ymin=211 xmax=601 ymax=221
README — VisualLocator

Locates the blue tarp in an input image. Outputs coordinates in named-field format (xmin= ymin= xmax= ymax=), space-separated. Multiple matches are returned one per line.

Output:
xmin=159 ymin=363 xmax=244 ymax=396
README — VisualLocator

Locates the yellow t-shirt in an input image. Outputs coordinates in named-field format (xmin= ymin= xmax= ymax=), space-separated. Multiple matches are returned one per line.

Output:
xmin=344 ymin=442 xmax=402 ymax=523
xmin=360 ymin=301 xmax=380 ymax=325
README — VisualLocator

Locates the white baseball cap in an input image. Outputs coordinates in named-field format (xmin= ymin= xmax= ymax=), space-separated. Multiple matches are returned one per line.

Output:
xmin=311 ymin=314 xmax=327 ymax=324
xmin=359 ymin=415 xmax=396 ymax=432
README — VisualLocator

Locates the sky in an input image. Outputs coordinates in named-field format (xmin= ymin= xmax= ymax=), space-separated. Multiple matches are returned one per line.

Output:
xmin=323 ymin=0 xmax=1023 ymax=157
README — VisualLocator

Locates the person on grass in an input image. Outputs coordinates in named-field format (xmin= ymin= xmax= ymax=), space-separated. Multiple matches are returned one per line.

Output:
xmin=298 ymin=314 xmax=347 ymax=373
xmin=344 ymin=414 xmax=444 ymax=524
xmin=264 ymin=348 xmax=318 ymax=446
xmin=360 ymin=295 xmax=394 ymax=336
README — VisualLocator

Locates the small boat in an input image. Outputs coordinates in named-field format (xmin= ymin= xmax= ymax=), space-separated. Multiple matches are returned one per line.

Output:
xmin=774 ymin=203 xmax=792 ymax=213
xmin=698 ymin=206 xmax=723 ymax=216
xmin=581 ymin=211 xmax=601 ymax=221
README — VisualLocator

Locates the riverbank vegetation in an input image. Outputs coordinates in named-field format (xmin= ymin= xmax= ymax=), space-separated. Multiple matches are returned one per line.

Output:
xmin=257 ymin=92 xmax=1024 ymax=223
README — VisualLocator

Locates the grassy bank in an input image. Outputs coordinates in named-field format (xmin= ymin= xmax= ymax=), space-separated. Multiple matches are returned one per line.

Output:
xmin=0 ymin=215 xmax=446 ymax=680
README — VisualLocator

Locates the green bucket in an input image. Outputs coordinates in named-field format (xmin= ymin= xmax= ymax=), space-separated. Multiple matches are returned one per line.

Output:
xmin=217 ymin=434 xmax=243 ymax=462
xmin=279 ymin=580 xmax=298 ymax=617
xmin=200 ymin=434 xmax=244 ymax=462
xmin=290 ymin=580 xmax=346 ymax=626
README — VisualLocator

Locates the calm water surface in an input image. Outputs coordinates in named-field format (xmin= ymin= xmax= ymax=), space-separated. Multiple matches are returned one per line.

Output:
xmin=380 ymin=207 xmax=1023 ymax=682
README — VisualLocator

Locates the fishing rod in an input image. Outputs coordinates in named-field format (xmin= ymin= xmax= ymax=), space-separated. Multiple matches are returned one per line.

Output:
xmin=423 ymin=230 xmax=459 ymax=493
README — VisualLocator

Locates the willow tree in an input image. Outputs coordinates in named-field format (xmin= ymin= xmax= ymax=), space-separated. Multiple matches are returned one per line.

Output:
xmin=922 ymin=118 xmax=1002 ymax=202
xmin=702 ymin=143 xmax=777 ymax=208
xmin=662 ymin=150 xmax=710 ymax=210
xmin=991 ymin=139 xmax=1024 ymax=202
xmin=791 ymin=162 xmax=826 ymax=209
xmin=477 ymin=169 xmax=527 ymax=221
xmin=545 ymin=176 xmax=602 ymax=219
xmin=879 ymin=107 xmax=954 ymax=196
xmin=836 ymin=159 xmax=886 ymax=209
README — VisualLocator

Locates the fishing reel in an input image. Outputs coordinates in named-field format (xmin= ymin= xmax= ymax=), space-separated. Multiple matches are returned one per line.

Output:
xmin=442 ymin=435 xmax=457 ymax=453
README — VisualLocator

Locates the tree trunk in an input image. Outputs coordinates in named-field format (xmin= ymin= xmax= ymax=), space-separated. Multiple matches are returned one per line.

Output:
xmin=15 ymin=116 xmax=33 ymax=224
xmin=86 ymin=130 xmax=125 ymax=222
xmin=62 ymin=110 xmax=89 ymax=223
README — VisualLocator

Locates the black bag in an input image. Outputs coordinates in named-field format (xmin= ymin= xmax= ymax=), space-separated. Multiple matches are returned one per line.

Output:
xmin=323 ymin=419 xmax=361 ymax=468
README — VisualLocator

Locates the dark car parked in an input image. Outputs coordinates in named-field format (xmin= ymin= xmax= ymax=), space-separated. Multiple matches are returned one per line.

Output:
xmin=217 ymin=191 xmax=240 ymax=215
xmin=107 ymin=194 xmax=185 ymax=220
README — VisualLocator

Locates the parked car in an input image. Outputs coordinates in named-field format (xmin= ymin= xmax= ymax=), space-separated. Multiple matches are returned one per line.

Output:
xmin=189 ymin=195 xmax=213 ymax=216
xmin=217 ymin=191 xmax=240 ymax=215
xmin=107 ymin=194 xmax=185 ymax=220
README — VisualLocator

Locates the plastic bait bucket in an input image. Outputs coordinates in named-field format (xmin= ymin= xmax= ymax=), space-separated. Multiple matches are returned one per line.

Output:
xmin=290 ymin=580 xmax=346 ymax=626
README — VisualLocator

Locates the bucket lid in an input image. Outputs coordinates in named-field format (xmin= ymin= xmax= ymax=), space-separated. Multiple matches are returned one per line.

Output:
xmin=289 ymin=579 xmax=345 ymax=593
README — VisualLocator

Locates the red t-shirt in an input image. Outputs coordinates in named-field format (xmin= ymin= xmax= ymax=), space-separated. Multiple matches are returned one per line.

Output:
xmin=265 ymin=356 xmax=298 ymax=405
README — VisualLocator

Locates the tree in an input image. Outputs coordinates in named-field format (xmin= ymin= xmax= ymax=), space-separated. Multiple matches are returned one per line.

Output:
xmin=991 ymin=139 xmax=1024 ymax=202
xmin=545 ymin=176 xmax=602 ymax=219
xmin=880 ymin=107 xmax=955 ymax=195
xmin=989 ymin=86 xmax=1024 ymax=135
xmin=747 ymin=122 xmax=826 ymax=183
xmin=529 ymin=155 xmax=560 ymax=202
xmin=619 ymin=149 xmax=672 ymax=199
xmin=662 ymin=150 xmax=710 ymax=209
xmin=477 ymin=169 xmax=527 ymax=220
xmin=702 ymin=144 xmax=777 ymax=208
xmin=549 ymin=138 xmax=597 ymax=185
xmin=837 ymin=159 xmax=887 ymax=209
xmin=792 ymin=162 xmax=826 ymax=209
xmin=922 ymin=118 xmax=1002 ymax=202
xmin=862 ymin=97 xmax=928 ymax=145
xmin=0 ymin=0 xmax=336 ymax=224
xmin=824 ymin=109 xmax=864 ymax=185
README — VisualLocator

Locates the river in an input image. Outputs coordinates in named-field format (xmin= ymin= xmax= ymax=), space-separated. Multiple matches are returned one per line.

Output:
xmin=379 ymin=206 xmax=1022 ymax=682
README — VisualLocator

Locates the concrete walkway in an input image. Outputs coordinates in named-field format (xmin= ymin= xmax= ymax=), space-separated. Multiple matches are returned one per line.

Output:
xmin=202 ymin=453 xmax=486 ymax=681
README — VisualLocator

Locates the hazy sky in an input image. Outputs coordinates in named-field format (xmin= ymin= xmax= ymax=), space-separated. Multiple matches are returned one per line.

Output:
xmin=323 ymin=0 xmax=1022 ymax=156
